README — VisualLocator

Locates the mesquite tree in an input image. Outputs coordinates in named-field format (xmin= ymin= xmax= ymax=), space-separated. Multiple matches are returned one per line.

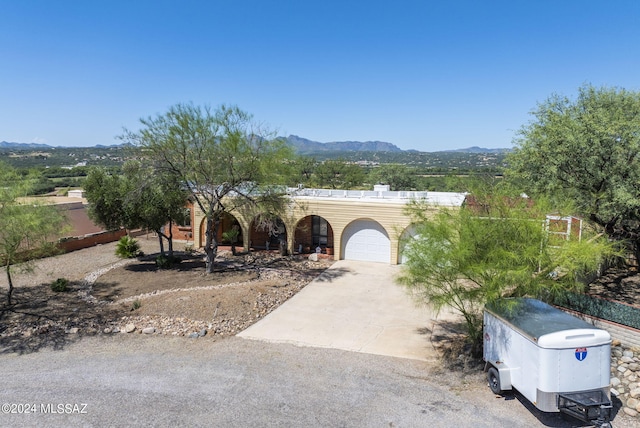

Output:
xmin=0 ymin=163 xmax=66 ymax=305
xmin=398 ymin=187 xmax=618 ymax=355
xmin=84 ymin=162 xmax=188 ymax=258
xmin=507 ymin=84 xmax=640 ymax=261
xmin=121 ymin=103 xmax=292 ymax=273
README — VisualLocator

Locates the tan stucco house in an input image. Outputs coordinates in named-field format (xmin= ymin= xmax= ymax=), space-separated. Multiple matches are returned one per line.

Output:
xmin=174 ymin=186 xmax=466 ymax=265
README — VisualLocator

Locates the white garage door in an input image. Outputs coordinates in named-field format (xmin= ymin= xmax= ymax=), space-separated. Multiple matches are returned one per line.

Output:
xmin=342 ymin=220 xmax=390 ymax=263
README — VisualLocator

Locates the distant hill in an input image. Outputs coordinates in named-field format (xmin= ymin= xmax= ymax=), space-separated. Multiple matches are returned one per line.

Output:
xmin=0 ymin=141 xmax=51 ymax=149
xmin=0 ymin=141 xmax=126 ymax=149
xmin=440 ymin=146 xmax=511 ymax=154
xmin=1 ymin=138 xmax=510 ymax=154
xmin=285 ymin=136 xmax=510 ymax=154
xmin=285 ymin=135 xmax=403 ymax=154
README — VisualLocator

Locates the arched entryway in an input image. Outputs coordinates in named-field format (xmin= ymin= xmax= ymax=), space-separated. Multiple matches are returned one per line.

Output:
xmin=249 ymin=216 xmax=287 ymax=252
xmin=294 ymin=215 xmax=334 ymax=254
xmin=199 ymin=213 xmax=243 ymax=248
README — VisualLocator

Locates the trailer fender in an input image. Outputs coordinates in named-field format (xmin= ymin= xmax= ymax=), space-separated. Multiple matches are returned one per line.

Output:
xmin=484 ymin=362 xmax=512 ymax=391
xmin=496 ymin=366 xmax=512 ymax=391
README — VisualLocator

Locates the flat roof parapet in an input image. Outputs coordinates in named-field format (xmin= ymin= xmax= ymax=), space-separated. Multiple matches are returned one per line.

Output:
xmin=287 ymin=188 xmax=466 ymax=206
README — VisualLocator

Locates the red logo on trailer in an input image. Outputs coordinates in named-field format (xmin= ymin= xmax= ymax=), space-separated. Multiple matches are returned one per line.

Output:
xmin=575 ymin=347 xmax=587 ymax=361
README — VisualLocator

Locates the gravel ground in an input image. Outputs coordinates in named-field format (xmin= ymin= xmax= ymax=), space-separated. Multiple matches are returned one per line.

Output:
xmin=0 ymin=237 xmax=336 ymax=345
xmin=1 ymin=334 xmax=627 ymax=428
xmin=0 ymin=236 xmax=163 ymax=290
xmin=0 ymin=239 xmax=637 ymax=427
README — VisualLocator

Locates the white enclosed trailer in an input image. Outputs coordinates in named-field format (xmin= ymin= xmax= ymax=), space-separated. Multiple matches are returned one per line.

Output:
xmin=483 ymin=298 xmax=612 ymax=427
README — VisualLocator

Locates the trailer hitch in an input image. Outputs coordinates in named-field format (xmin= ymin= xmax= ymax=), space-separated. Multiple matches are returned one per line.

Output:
xmin=557 ymin=390 xmax=612 ymax=428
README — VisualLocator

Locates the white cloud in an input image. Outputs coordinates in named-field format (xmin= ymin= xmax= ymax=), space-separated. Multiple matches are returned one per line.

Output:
xmin=31 ymin=137 xmax=48 ymax=144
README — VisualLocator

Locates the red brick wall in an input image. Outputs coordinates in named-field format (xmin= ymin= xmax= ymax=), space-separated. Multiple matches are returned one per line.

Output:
xmin=250 ymin=225 xmax=274 ymax=250
xmin=161 ymin=203 xmax=195 ymax=242
xmin=57 ymin=229 xmax=127 ymax=253
xmin=169 ymin=224 xmax=194 ymax=241
xmin=54 ymin=202 xmax=127 ymax=253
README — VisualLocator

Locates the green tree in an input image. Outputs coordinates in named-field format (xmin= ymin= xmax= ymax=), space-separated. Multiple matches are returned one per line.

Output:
xmin=288 ymin=156 xmax=317 ymax=186
xmin=121 ymin=103 xmax=292 ymax=273
xmin=121 ymin=161 xmax=189 ymax=257
xmin=0 ymin=162 xmax=66 ymax=305
xmin=506 ymin=84 xmax=640 ymax=260
xmin=315 ymin=159 xmax=365 ymax=189
xmin=398 ymin=187 xmax=617 ymax=355
xmin=371 ymin=164 xmax=416 ymax=190
xmin=84 ymin=163 xmax=189 ymax=257
xmin=84 ymin=168 xmax=127 ymax=231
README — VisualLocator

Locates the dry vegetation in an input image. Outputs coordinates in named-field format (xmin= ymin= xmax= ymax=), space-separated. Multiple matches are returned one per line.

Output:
xmin=0 ymin=241 xmax=333 ymax=354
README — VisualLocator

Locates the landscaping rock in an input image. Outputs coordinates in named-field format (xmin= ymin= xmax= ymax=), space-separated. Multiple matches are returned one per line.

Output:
xmin=611 ymin=344 xmax=640 ymax=421
xmin=142 ymin=327 xmax=156 ymax=334
xmin=124 ymin=323 xmax=136 ymax=333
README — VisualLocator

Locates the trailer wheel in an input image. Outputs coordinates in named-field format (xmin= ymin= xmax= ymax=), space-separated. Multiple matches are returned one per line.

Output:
xmin=487 ymin=367 xmax=503 ymax=395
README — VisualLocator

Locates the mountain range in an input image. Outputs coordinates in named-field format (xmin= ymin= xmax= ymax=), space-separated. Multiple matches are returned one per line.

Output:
xmin=1 ymin=137 xmax=510 ymax=154
xmin=284 ymin=135 xmax=404 ymax=153
xmin=0 ymin=141 xmax=52 ymax=149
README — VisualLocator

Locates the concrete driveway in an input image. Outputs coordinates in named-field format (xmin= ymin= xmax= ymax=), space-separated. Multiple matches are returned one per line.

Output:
xmin=239 ymin=260 xmax=457 ymax=361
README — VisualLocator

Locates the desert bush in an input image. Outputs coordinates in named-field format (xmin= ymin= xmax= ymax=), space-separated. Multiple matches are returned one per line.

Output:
xmin=115 ymin=236 xmax=140 ymax=258
xmin=51 ymin=278 xmax=69 ymax=292
xmin=155 ymin=254 xmax=181 ymax=269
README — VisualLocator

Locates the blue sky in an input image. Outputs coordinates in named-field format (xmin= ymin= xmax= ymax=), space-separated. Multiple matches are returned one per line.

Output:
xmin=1 ymin=1 xmax=639 ymax=151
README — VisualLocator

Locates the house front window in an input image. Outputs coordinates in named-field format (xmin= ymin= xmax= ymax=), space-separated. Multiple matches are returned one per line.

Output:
xmin=312 ymin=215 xmax=328 ymax=247
xmin=178 ymin=208 xmax=192 ymax=228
